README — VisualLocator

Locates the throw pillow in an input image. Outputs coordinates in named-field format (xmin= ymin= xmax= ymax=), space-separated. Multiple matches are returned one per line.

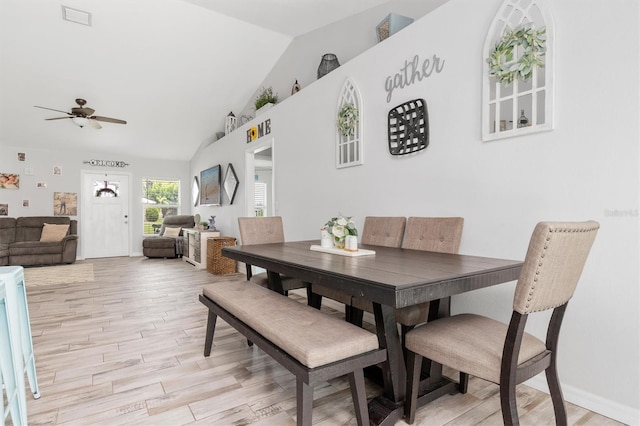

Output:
xmin=40 ymin=223 xmax=70 ymax=242
xmin=163 ymin=227 xmax=182 ymax=237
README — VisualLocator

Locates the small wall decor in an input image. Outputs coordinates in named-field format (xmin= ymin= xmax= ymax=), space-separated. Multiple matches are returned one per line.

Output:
xmin=225 ymin=111 xmax=236 ymax=135
xmin=335 ymin=78 xmax=363 ymax=168
xmin=384 ymin=54 xmax=445 ymax=103
xmin=54 ymin=192 xmax=77 ymax=216
xmin=37 ymin=182 xmax=47 ymax=188
xmin=317 ymin=54 xmax=340 ymax=79
xmin=246 ymin=118 xmax=271 ymax=143
xmin=0 ymin=173 xmax=19 ymax=189
xmin=53 ymin=165 xmax=62 ymax=175
xmin=223 ymin=163 xmax=239 ymax=205
xmin=0 ymin=204 xmax=7 ymax=215
xmin=387 ymin=99 xmax=429 ymax=156
xmin=192 ymin=176 xmax=199 ymax=207
xmin=17 ymin=153 xmax=25 ymax=161
xmin=22 ymin=200 xmax=29 ymax=207
xmin=482 ymin=0 xmax=554 ymax=141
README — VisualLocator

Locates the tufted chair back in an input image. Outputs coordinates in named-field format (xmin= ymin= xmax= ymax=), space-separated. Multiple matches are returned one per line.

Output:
xmin=402 ymin=217 xmax=464 ymax=254
xmin=514 ymin=221 xmax=600 ymax=314
xmin=360 ymin=217 xmax=406 ymax=248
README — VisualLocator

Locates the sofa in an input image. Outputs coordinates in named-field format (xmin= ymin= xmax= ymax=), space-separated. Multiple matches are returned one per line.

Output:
xmin=0 ymin=216 xmax=78 ymax=266
xmin=142 ymin=215 xmax=195 ymax=258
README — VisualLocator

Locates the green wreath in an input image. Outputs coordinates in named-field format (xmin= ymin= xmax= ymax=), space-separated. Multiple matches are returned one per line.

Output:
xmin=487 ymin=23 xmax=546 ymax=85
xmin=337 ymin=103 xmax=359 ymax=137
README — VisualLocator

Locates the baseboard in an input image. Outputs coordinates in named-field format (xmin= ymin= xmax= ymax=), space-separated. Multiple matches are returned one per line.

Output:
xmin=526 ymin=376 xmax=639 ymax=425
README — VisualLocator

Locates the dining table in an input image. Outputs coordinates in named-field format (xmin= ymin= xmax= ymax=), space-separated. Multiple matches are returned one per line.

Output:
xmin=222 ymin=240 xmax=523 ymax=425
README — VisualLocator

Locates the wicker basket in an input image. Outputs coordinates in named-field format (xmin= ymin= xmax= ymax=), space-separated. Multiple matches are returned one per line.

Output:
xmin=207 ymin=236 xmax=237 ymax=275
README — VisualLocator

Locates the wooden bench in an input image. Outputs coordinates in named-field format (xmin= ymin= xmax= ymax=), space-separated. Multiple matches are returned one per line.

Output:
xmin=199 ymin=279 xmax=386 ymax=426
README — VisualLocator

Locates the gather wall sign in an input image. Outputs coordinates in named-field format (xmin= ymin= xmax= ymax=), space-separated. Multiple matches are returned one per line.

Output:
xmin=384 ymin=54 xmax=445 ymax=103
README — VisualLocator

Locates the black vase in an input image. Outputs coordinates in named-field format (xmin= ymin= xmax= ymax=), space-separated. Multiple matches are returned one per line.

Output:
xmin=317 ymin=54 xmax=340 ymax=79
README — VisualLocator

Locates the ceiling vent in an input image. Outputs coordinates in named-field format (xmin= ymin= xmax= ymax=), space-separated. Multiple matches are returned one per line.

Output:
xmin=61 ymin=6 xmax=92 ymax=26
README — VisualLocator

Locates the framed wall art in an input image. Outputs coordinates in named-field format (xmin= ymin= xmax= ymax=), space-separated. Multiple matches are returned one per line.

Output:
xmin=199 ymin=164 xmax=221 ymax=206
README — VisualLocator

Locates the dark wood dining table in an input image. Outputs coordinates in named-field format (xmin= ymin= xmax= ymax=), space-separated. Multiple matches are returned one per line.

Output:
xmin=222 ymin=240 xmax=523 ymax=425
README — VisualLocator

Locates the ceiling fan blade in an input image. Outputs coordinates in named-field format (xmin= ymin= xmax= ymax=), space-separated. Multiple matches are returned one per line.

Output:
xmin=45 ymin=116 xmax=72 ymax=121
xmin=34 ymin=106 xmax=72 ymax=115
xmin=91 ymin=116 xmax=127 ymax=125
xmin=88 ymin=119 xmax=102 ymax=129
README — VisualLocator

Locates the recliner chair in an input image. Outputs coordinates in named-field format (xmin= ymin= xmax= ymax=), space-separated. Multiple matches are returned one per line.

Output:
xmin=142 ymin=215 xmax=195 ymax=258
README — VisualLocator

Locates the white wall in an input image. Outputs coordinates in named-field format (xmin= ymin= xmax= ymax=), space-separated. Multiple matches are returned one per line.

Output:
xmin=191 ymin=0 xmax=639 ymax=422
xmin=0 ymin=144 xmax=191 ymax=257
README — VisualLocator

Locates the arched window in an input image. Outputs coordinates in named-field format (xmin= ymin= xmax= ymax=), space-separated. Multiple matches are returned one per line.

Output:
xmin=482 ymin=0 xmax=554 ymax=141
xmin=336 ymin=78 xmax=363 ymax=168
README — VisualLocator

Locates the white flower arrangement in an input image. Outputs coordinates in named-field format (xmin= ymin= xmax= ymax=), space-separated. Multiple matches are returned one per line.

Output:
xmin=324 ymin=214 xmax=358 ymax=247
xmin=487 ymin=23 xmax=546 ymax=85
xmin=337 ymin=103 xmax=358 ymax=137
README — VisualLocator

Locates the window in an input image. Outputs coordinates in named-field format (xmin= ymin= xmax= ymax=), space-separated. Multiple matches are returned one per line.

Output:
xmin=142 ymin=179 xmax=180 ymax=235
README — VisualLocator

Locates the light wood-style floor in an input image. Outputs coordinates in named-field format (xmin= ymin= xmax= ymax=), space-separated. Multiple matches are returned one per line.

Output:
xmin=21 ymin=257 xmax=623 ymax=425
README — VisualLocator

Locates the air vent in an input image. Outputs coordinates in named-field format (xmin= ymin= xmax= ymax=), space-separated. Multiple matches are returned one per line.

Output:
xmin=61 ymin=6 xmax=92 ymax=26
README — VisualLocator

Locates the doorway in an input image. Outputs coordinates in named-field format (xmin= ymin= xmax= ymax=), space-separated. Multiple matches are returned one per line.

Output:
xmin=245 ymin=140 xmax=274 ymax=217
xmin=81 ymin=171 xmax=131 ymax=258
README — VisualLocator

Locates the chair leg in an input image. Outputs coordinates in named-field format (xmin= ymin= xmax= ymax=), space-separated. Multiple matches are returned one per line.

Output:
xmin=459 ymin=372 xmax=469 ymax=394
xmin=296 ymin=379 xmax=313 ymax=426
xmin=545 ymin=363 xmax=567 ymax=425
xmin=348 ymin=369 xmax=370 ymax=426
xmin=348 ymin=306 xmax=364 ymax=328
xmin=203 ymin=310 xmax=217 ymax=357
xmin=500 ymin=380 xmax=519 ymax=426
xmin=404 ymin=350 xmax=422 ymax=424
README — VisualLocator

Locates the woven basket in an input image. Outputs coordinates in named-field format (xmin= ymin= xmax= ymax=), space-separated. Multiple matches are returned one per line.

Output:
xmin=207 ymin=236 xmax=237 ymax=275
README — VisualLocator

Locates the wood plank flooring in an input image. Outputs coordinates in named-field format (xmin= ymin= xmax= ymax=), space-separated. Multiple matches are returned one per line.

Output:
xmin=20 ymin=256 xmax=624 ymax=425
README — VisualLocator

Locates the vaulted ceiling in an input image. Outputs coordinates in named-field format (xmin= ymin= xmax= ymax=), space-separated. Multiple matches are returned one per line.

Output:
xmin=0 ymin=0 xmax=394 ymax=161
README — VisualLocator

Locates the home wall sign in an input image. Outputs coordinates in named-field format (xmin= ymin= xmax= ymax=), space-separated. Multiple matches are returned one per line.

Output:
xmin=385 ymin=54 xmax=445 ymax=103
xmin=83 ymin=159 xmax=130 ymax=168
xmin=246 ymin=118 xmax=271 ymax=143
xmin=387 ymin=98 xmax=428 ymax=156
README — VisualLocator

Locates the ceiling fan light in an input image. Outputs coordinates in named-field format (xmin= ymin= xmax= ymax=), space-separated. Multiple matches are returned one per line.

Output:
xmin=72 ymin=116 xmax=89 ymax=128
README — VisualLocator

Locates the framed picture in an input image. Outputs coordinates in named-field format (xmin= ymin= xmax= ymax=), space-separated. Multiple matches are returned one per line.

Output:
xmin=54 ymin=192 xmax=78 ymax=216
xmin=199 ymin=164 xmax=221 ymax=206
xmin=0 ymin=173 xmax=19 ymax=189
xmin=223 ymin=163 xmax=239 ymax=204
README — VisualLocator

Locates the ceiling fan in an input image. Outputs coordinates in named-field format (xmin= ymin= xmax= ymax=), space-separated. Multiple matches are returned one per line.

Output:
xmin=34 ymin=98 xmax=127 ymax=129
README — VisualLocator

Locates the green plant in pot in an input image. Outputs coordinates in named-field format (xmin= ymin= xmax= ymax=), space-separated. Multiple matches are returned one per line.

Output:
xmin=255 ymin=87 xmax=279 ymax=110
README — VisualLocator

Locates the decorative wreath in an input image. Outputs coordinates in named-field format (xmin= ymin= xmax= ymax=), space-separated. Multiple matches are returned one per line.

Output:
xmin=487 ymin=23 xmax=546 ymax=85
xmin=337 ymin=103 xmax=359 ymax=137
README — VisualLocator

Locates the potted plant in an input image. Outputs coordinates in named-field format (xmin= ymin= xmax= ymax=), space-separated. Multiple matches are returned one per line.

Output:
xmin=255 ymin=87 xmax=279 ymax=115
xmin=324 ymin=214 xmax=358 ymax=249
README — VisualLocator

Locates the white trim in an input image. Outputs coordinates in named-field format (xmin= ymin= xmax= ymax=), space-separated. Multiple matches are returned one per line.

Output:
xmin=525 ymin=376 xmax=639 ymax=425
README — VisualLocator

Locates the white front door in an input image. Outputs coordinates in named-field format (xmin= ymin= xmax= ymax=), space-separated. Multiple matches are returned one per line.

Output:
xmin=81 ymin=172 xmax=130 ymax=258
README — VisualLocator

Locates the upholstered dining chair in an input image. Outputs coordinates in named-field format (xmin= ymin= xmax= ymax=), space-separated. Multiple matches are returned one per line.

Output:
xmin=237 ymin=216 xmax=309 ymax=297
xmin=351 ymin=217 xmax=464 ymax=346
xmin=404 ymin=221 xmax=600 ymax=425
xmin=310 ymin=216 xmax=406 ymax=318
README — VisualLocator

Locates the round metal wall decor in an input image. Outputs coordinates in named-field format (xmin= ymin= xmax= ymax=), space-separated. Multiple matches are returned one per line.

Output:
xmin=387 ymin=98 xmax=429 ymax=155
